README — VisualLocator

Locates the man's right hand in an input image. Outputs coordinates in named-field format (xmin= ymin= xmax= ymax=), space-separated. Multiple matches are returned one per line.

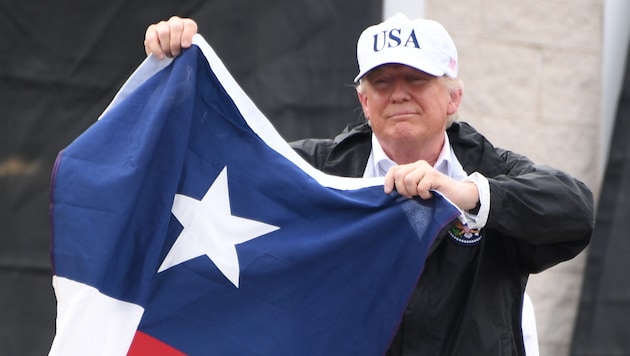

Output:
xmin=144 ymin=16 xmax=198 ymax=60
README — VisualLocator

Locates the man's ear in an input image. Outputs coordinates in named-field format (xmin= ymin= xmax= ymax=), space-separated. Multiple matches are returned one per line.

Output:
xmin=447 ymin=87 xmax=463 ymax=116
xmin=356 ymin=86 xmax=370 ymax=119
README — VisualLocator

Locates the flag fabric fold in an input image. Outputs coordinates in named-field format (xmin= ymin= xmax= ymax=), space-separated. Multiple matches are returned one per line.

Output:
xmin=49 ymin=35 xmax=459 ymax=355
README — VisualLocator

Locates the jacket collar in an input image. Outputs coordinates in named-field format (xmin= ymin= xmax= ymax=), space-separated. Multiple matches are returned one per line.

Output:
xmin=446 ymin=122 xmax=508 ymax=177
xmin=331 ymin=121 xmax=508 ymax=178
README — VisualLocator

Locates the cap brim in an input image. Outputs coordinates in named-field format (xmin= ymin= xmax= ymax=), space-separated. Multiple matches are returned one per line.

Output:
xmin=354 ymin=49 xmax=445 ymax=82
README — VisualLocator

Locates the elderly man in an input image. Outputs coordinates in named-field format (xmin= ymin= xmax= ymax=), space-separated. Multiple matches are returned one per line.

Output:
xmin=144 ymin=14 xmax=593 ymax=356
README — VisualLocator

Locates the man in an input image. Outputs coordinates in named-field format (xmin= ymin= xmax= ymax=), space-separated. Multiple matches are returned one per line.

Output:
xmin=144 ymin=14 xmax=593 ymax=355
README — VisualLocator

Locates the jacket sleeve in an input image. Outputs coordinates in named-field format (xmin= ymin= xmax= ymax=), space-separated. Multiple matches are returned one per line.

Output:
xmin=485 ymin=148 xmax=595 ymax=272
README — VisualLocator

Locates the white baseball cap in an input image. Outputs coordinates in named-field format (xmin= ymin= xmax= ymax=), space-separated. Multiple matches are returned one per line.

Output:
xmin=354 ymin=13 xmax=458 ymax=82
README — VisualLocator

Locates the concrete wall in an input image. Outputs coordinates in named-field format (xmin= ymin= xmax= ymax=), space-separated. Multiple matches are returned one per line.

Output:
xmin=424 ymin=1 xmax=603 ymax=355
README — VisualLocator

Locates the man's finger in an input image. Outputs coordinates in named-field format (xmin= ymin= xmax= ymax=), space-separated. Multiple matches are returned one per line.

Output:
xmin=167 ymin=17 xmax=185 ymax=57
xmin=180 ymin=18 xmax=198 ymax=48
xmin=144 ymin=24 xmax=166 ymax=59
xmin=415 ymin=178 xmax=434 ymax=200
xmin=153 ymin=21 xmax=174 ymax=58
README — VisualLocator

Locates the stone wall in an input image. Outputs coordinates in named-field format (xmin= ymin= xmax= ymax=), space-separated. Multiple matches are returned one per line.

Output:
xmin=425 ymin=0 xmax=603 ymax=354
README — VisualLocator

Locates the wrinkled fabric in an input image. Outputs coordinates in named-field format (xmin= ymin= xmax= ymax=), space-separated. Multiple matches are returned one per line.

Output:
xmin=0 ymin=0 xmax=381 ymax=353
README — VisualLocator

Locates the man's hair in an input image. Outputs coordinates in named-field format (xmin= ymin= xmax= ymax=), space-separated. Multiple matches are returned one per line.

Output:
xmin=440 ymin=76 xmax=464 ymax=127
xmin=355 ymin=76 xmax=464 ymax=127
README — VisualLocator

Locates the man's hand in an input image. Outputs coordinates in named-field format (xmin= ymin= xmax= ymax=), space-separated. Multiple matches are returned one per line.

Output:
xmin=144 ymin=16 xmax=198 ymax=60
xmin=384 ymin=160 xmax=479 ymax=211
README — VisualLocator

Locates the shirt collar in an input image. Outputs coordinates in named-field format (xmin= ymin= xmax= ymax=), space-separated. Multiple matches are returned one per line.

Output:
xmin=364 ymin=132 xmax=456 ymax=178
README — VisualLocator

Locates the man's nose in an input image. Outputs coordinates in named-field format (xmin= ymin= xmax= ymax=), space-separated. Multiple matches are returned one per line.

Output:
xmin=390 ymin=80 xmax=411 ymax=103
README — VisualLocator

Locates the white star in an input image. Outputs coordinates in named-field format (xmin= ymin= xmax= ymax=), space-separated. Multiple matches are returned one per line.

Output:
xmin=158 ymin=166 xmax=279 ymax=287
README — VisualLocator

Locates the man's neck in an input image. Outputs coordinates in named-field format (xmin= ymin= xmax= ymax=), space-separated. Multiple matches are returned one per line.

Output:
xmin=380 ymin=135 xmax=445 ymax=166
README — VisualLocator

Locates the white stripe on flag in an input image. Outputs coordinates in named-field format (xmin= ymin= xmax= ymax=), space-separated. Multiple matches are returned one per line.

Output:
xmin=49 ymin=276 xmax=144 ymax=356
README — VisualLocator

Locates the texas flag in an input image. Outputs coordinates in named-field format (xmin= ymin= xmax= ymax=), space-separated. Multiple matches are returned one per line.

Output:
xmin=49 ymin=35 xmax=459 ymax=355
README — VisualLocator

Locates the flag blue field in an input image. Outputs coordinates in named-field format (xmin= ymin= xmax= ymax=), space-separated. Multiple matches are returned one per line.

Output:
xmin=49 ymin=35 xmax=459 ymax=355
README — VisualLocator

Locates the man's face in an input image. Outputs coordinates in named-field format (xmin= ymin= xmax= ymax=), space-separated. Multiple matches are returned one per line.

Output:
xmin=357 ymin=64 xmax=460 ymax=162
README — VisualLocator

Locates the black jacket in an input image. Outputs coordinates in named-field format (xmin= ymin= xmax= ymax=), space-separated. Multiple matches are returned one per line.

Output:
xmin=291 ymin=121 xmax=594 ymax=356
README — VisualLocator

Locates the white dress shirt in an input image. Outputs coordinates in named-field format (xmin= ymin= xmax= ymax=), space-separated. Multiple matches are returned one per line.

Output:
xmin=362 ymin=132 xmax=490 ymax=230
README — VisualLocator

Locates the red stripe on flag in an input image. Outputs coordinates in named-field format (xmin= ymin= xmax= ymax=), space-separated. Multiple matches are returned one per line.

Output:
xmin=128 ymin=330 xmax=187 ymax=356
